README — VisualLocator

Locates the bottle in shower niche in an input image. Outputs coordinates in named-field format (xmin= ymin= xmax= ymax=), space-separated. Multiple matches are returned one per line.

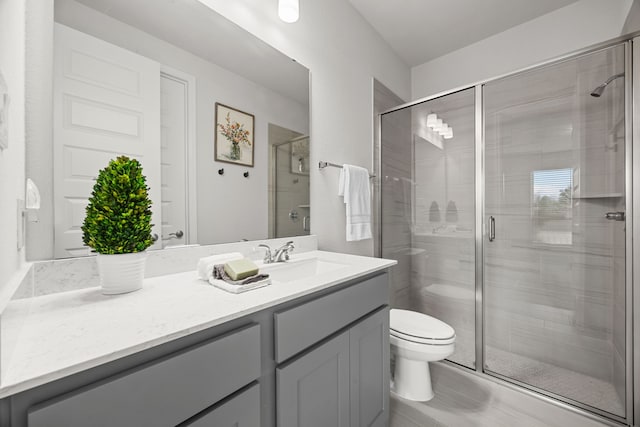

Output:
xmin=429 ymin=201 xmax=441 ymax=222
xmin=446 ymin=201 xmax=458 ymax=223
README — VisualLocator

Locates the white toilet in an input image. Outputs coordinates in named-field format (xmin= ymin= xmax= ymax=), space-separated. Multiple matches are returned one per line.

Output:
xmin=390 ymin=309 xmax=456 ymax=401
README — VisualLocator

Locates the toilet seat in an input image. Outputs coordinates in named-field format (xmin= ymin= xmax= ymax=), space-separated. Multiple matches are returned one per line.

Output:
xmin=390 ymin=309 xmax=455 ymax=345
xmin=390 ymin=329 xmax=455 ymax=345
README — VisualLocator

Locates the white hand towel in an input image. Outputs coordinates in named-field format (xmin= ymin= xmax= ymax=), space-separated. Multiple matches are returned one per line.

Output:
xmin=338 ymin=167 xmax=346 ymax=197
xmin=339 ymin=164 xmax=372 ymax=241
xmin=196 ymin=252 xmax=243 ymax=281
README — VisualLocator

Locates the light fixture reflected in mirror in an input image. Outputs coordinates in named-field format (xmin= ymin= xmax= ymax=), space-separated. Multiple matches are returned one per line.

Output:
xmin=279 ymin=0 xmax=299 ymax=23
xmin=426 ymin=113 xmax=453 ymax=140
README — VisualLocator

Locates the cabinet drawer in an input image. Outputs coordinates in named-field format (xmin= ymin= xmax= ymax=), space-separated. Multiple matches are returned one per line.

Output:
xmin=28 ymin=324 xmax=261 ymax=427
xmin=186 ymin=383 xmax=260 ymax=427
xmin=274 ymin=273 xmax=388 ymax=363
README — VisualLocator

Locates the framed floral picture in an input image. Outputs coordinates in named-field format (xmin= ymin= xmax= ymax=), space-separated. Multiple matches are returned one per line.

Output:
xmin=215 ymin=103 xmax=255 ymax=167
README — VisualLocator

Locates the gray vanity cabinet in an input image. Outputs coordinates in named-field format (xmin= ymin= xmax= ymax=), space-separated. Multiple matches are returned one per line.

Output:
xmin=27 ymin=324 xmax=262 ymax=427
xmin=4 ymin=271 xmax=391 ymax=427
xmin=185 ymin=384 xmax=261 ymax=427
xmin=277 ymin=331 xmax=351 ymax=427
xmin=275 ymin=271 xmax=389 ymax=427
xmin=349 ymin=307 xmax=389 ymax=427
xmin=276 ymin=306 xmax=389 ymax=427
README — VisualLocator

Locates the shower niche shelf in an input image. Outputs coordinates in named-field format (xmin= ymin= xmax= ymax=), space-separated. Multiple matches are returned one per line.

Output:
xmin=572 ymin=193 xmax=623 ymax=199
xmin=572 ymin=166 xmax=623 ymax=200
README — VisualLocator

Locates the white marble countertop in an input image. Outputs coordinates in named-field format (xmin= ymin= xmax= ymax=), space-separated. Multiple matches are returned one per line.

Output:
xmin=0 ymin=250 xmax=395 ymax=398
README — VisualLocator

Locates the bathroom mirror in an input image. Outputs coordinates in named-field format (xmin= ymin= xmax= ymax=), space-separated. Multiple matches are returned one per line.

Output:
xmin=27 ymin=0 xmax=310 ymax=259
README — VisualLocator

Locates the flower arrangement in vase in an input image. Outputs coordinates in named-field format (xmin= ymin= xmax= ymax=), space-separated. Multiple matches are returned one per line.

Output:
xmin=218 ymin=112 xmax=251 ymax=161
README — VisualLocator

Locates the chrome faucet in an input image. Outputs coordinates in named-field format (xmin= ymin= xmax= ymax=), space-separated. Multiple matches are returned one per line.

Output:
xmin=259 ymin=241 xmax=295 ymax=264
xmin=258 ymin=244 xmax=273 ymax=263
xmin=273 ymin=241 xmax=295 ymax=262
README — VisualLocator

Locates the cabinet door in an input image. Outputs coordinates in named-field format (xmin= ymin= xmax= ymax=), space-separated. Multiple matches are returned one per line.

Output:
xmin=350 ymin=307 xmax=390 ymax=427
xmin=186 ymin=384 xmax=260 ymax=427
xmin=277 ymin=331 xmax=350 ymax=427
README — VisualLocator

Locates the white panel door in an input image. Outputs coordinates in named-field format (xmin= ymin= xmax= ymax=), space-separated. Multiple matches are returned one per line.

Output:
xmin=53 ymin=24 xmax=161 ymax=258
xmin=160 ymin=74 xmax=187 ymax=247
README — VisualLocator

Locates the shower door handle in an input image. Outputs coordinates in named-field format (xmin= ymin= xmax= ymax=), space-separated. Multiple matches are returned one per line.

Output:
xmin=488 ymin=216 xmax=496 ymax=242
xmin=605 ymin=212 xmax=625 ymax=221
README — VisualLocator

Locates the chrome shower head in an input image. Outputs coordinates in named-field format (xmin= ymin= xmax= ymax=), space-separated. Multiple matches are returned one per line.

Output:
xmin=590 ymin=73 xmax=624 ymax=97
xmin=590 ymin=85 xmax=606 ymax=98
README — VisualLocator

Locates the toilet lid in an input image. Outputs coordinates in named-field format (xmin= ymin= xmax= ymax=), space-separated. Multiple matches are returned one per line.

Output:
xmin=390 ymin=309 xmax=455 ymax=341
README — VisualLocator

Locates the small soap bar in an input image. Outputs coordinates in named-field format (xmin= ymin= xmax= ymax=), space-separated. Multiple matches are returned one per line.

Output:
xmin=224 ymin=258 xmax=259 ymax=281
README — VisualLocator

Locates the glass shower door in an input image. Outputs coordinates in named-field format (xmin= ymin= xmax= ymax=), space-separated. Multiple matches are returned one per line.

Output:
xmin=381 ymin=88 xmax=476 ymax=369
xmin=273 ymin=136 xmax=310 ymax=238
xmin=483 ymin=44 xmax=627 ymax=418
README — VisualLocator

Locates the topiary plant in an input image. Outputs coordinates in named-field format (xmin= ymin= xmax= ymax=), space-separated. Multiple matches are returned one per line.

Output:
xmin=82 ymin=156 xmax=154 ymax=254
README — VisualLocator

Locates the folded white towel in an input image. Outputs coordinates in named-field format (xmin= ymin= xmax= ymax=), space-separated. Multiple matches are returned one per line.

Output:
xmin=196 ymin=252 xmax=243 ymax=281
xmin=209 ymin=277 xmax=272 ymax=294
xmin=339 ymin=164 xmax=372 ymax=241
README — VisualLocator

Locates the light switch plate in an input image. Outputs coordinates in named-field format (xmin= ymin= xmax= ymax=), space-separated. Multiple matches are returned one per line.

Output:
xmin=0 ymin=70 xmax=9 ymax=151
xmin=17 ymin=198 xmax=24 ymax=250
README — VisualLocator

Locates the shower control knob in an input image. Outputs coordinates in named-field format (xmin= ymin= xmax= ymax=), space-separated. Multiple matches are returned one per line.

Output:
xmin=605 ymin=212 xmax=625 ymax=221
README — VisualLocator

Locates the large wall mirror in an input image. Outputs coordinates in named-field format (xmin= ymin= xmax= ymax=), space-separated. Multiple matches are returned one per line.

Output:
xmin=27 ymin=0 xmax=310 ymax=260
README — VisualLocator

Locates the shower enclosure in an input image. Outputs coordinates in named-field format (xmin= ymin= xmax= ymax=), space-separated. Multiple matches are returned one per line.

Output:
xmin=270 ymin=135 xmax=310 ymax=238
xmin=380 ymin=39 xmax=636 ymax=425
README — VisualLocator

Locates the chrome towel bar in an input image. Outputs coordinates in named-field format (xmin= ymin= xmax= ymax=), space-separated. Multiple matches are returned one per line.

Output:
xmin=318 ymin=161 xmax=376 ymax=178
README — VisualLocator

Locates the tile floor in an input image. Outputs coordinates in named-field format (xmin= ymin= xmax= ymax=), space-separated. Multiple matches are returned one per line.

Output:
xmin=390 ymin=362 xmax=616 ymax=427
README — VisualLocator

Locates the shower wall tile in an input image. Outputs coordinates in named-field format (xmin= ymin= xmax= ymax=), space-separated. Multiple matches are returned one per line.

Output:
xmin=484 ymin=193 xmax=620 ymax=379
xmin=508 ymin=329 xmax=611 ymax=382
xmin=486 ymin=308 xmax=613 ymax=381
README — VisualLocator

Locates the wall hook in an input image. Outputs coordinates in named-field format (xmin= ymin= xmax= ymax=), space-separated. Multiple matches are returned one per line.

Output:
xmin=218 ymin=168 xmax=224 ymax=175
xmin=243 ymin=171 xmax=250 ymax=178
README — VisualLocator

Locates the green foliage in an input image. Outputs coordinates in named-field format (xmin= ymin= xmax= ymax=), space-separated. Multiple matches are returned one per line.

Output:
xmin=533 ymin=187 xmax=572 ymax=221
xmin=82 ymin=156 xmax=153 ymax=254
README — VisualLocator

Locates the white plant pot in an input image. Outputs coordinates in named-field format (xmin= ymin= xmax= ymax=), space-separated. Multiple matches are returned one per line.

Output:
xmin=97 ymin=251 xmax=148 ymax=295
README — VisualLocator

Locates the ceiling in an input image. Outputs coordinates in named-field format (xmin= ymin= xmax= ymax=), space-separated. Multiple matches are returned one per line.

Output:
xmin=349 ymin=0 xmax=581 ymax=67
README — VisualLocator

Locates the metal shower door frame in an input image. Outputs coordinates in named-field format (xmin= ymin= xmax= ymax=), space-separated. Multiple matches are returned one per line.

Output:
xmin=379 ymin=32 xmax=640 ymax=427
xmin=478 ymin=41 xmax=633 ymax=426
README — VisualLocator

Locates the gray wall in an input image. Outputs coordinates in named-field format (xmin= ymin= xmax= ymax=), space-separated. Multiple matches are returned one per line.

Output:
xmin=0 ymin=0 xmax=27 ymax=298
xmin=210 ymin=0 xmax=411 ymax=257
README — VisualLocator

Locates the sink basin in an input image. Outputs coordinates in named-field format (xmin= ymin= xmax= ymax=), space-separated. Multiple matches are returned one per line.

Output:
xmin=258 ymin=257 xmax=347 ymax=283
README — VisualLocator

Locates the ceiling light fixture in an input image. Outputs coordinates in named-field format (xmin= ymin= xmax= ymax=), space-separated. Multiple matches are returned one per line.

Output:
xmin=425 ymin=113 xmax=453 ymax=140
xmin=279 ymin=0 xmax=299 ymax=23
xmin=426 ymin=114 xmax=438 ymax=128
